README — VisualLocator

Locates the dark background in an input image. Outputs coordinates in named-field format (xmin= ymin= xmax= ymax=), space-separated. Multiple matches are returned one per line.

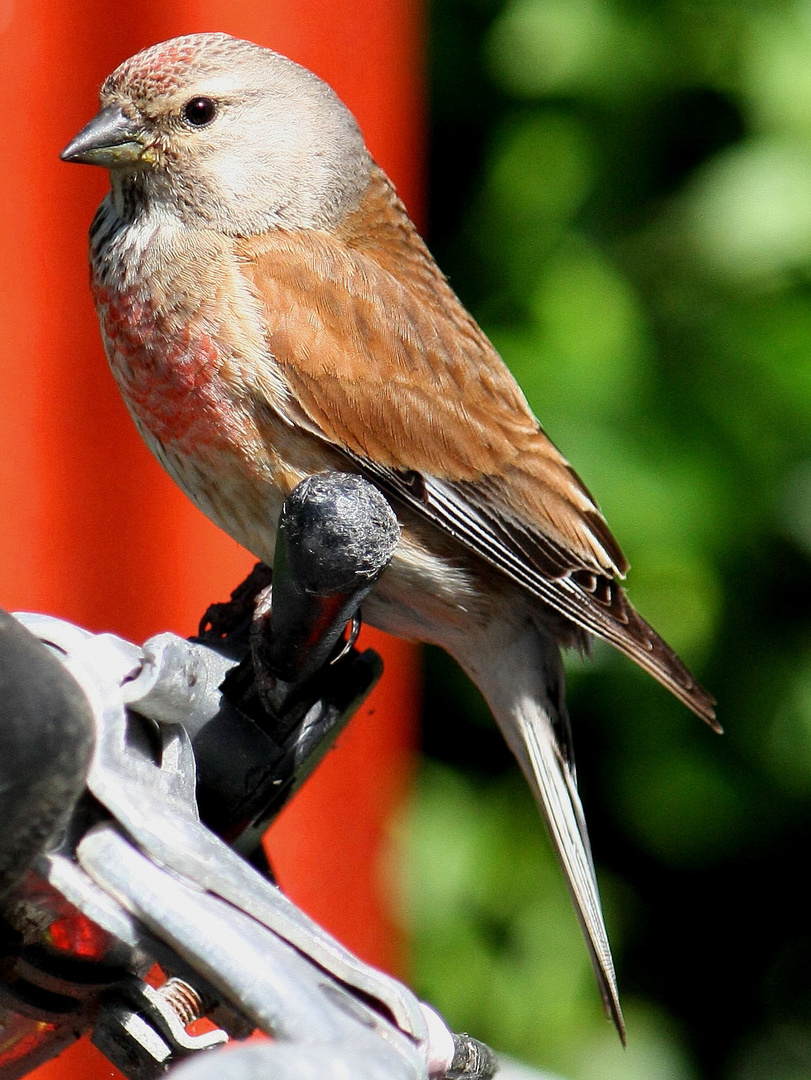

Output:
xmin=397 ymin=2 xmax=811 ymax=1078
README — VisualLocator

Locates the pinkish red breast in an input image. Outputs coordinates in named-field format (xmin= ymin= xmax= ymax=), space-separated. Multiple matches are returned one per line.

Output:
xmin=92 ymin=278 xmax=251 ymax=459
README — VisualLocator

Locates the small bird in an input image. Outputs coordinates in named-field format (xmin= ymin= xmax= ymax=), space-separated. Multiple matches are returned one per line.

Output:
xmin=62 ymin=32 xmax=716 ymax=1038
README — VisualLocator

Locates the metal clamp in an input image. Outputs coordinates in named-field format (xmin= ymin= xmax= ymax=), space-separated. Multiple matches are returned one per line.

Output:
xmin=0 ymin=473 xmax=497 ymax=1080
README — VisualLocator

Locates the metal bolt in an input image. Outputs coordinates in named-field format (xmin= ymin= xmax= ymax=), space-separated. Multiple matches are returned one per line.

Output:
xmin=157 ymin=978 xmax=203 ymax=1027
xmin=446 ymin=1033 xmax=498 ymax=1080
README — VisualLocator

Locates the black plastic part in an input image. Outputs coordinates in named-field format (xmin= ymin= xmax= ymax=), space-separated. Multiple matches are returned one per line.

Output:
xmin=196 ymin=472 xmax=399 ymax=713
xmin=262 ymin=472 xmax=399 ymax=685
xmin=192 ymin=473 xmax=395 ymax=855
xmin=194 ymin=647 xmax=382 ymax=852
xmin=245 ymin=842 xmax=276 ymax=884
xmin=0 ymin=610 xmax=96 ymax=900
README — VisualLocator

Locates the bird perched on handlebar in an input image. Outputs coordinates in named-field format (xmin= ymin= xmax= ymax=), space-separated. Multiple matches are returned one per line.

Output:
xmin=62 ymin=32 xmax=717 ymax=1040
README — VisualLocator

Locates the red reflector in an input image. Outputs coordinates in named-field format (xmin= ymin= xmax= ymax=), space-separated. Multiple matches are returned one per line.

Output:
xmin=47 ymin=914 xmax=110 ymax=960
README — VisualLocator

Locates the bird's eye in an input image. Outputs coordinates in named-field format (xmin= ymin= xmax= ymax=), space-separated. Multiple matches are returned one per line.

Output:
xmin=182 ymin=97 xmax=218 ymax=127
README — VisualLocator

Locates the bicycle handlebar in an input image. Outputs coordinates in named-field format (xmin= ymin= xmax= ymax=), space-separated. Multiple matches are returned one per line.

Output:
xmin=0 ymin=472 xmax=496 ymax=1080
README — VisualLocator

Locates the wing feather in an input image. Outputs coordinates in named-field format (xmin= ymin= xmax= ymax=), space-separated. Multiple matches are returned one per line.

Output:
xmin=235 ymin=169 xmax=716 ymax=726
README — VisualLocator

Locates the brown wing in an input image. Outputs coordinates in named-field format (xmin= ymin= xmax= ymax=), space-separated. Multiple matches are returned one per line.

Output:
xmin=236 ymin=168 xmax=716 ymax=727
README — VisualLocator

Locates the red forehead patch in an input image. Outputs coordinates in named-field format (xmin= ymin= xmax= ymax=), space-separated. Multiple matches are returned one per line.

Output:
xmin=102 ymin=36 xmax=207 ymax=99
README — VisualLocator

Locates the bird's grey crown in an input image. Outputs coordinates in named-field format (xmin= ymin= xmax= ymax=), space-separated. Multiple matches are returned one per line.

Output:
xmin=101 ymin=33 xmax=374 ymax=234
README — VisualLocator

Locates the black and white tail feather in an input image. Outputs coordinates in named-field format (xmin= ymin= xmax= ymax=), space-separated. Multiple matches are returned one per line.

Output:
xmin=458 ymin=619 xmax=626 ymax=1042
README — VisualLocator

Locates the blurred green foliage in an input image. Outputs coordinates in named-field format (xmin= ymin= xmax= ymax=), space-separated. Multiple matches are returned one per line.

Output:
xmin=393 ymin=1 xmax=811 ymax=1077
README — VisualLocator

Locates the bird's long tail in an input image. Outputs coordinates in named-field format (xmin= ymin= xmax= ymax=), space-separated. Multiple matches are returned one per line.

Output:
xmin=457 ymin=617 xmax=625 ymax=1042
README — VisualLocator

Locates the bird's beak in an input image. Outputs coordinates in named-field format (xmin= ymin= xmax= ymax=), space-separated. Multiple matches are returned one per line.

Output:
xmin=61 ymin=104 xmax=145 ymax=167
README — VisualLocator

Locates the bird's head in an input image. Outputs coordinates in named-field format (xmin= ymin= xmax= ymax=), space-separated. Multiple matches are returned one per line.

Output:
xmin=61 ymin=33 xmax=373 ymax=233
